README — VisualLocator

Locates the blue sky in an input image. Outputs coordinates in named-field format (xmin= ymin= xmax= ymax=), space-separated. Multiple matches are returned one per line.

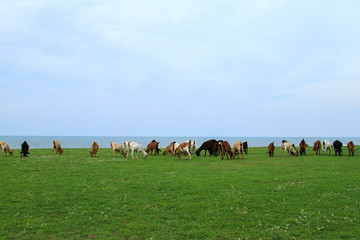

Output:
xmin=1 ymin=1 xmax=359 ymax=137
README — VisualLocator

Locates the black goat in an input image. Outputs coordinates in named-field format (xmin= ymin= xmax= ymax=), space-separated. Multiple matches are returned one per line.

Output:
xmin=21 ymin=141 xmax=30 ymax=157
xmin=196 ymin=139 xmax=220 ymax=157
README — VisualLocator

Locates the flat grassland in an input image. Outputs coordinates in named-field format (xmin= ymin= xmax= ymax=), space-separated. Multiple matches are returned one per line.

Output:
xmin=1 ymin=147 xmax=359 ymax=239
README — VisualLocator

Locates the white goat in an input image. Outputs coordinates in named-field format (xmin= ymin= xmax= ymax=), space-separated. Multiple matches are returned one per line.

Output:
xmin=124 ymin=141 xmax=148 ymax=159
xmin=110 ymin=142 xmax=127 ymax=158
xmin=322 ymin=140 xmax=332 ymax=155
xmin=280 ymin=141 xmax=298 ymax=157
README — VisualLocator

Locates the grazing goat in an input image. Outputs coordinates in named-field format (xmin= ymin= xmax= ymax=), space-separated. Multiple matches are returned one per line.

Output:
xmin=163 ymin=142 xmax=178 ymax=156
xmin=322 ymin=140 xmax=332 ymax=155
xmin=218 ymin=140 xmax=233 ymax=160
xmin=313 ymin=140 xmax=321 ymax=155
xmin=233 ymin=141 xmax=244 ymax=159
xmin=347 ymin=141 xmax=355 ymax=156
xmin=177 ymin=140 xmax=192 ymax=160
xmin=299 ymin=139 xmax=306 ymax=156
xmin=267 ymin=141 xmax=275 ymax=157
xmin=124 ymin=141 xmax=148 ymax=159
xmin=290 ymin=144 xmax=298 ymax=156
xmin=280 ymin=140 xmax=298 ymax=157
xmin=52 ymin=140 xmax=64 ymax=155
xmin=146 ymin=140 xmax=160 ymax=155
xmin=90 ymin=141 xmax=99 ymax=157
xmin=196 ymin=139 xmax=220 ymax=157
xmin=0 ymin=142 xmax=13 ymax=156
xmin=243 ymin=141 xmax=248 ymax=155
xmin=110 ymin=142 xmax=127 ymax=158
xmin=333 ymin=140 xmax=343 ymax=156
xmin=21 ymin=141 xmax=30 ymax=157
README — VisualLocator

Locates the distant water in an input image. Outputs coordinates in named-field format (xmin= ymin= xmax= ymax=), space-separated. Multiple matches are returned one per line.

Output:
xmin=1 ymin=136 xmax=359 ymax=149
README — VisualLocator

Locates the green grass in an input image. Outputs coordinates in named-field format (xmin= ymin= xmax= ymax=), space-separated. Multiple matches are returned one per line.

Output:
xmin=1 ymin=147 xmax=360 ymax=239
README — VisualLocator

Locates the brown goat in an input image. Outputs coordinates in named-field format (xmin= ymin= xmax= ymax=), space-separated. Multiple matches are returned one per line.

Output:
xmin=146 ymin=140 xmax=160 ymax=155
xmin=267 ymin=141 xmax=275 ymax=157
xmin=219 ymin=141 xmax=233 ymax=160
xmin=163 ymin=142 xmax=177 ymax=156
xmin=313 ymin=140 xmax=321 ymax=155
xmin=299 ymin=139 xmax=306 ymax=156
xmin=347 ymin=141 xmax=355 ymax=156
xmin=52 ymin=140 xmax=64 ymax=155
xmin=0 ymin=142 xmax=13 ymax=156
xmin=90 ymin=141 xmax=99 ymax=157
xmin=177 ymin=140 xmax=192 ymax=160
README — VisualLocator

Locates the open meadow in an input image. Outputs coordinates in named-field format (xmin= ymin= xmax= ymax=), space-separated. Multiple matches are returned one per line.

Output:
xmin=1 ymin=146 xmax=360 ymax=239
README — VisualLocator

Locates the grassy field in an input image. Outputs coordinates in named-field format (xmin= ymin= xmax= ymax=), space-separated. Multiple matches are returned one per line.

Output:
xmin=1 ymin=146 xmax=359 ymax=239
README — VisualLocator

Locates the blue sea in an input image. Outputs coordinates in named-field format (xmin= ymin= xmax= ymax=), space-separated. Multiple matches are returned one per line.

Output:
xmin=1 ymin=136 xmax=359 ymax=149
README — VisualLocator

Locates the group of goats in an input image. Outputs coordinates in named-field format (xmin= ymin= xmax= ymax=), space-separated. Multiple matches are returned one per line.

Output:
xmin=1 ymin=139 xmax=356 ymax=159
xmin=0 ymin=139 xmax=248 ymax=160
xmin=267 ymin=139 xmax=356 ymax=157
xmin=96 ymin=140 xmax=197 ymax=160
xmin=106 ymin=139 xmax=248 ymax=160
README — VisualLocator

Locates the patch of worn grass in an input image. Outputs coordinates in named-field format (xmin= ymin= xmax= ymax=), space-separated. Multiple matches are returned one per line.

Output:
xmin=1 ymin=146 xmax=359 ymax=239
